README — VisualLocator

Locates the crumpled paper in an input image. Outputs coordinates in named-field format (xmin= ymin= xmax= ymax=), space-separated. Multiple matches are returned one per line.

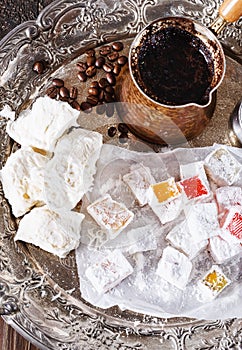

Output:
xmin=76 ymin=144 xmax=242 ymax=320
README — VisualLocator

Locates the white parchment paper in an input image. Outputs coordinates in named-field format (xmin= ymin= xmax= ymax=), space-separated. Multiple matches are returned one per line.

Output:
xmin=76 ymin=144 xmax=242 ymax=320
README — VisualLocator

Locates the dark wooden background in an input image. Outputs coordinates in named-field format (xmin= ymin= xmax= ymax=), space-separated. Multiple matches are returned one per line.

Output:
xmin=0 ymin=2 xmax=53 ymax=348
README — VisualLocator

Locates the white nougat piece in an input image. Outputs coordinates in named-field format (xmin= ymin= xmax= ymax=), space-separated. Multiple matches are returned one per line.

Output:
xmin=185 ymin=203 xmax=220 ymax=243
xmin=215 ymin=186 xmax=242 ymax=212
xmin=14 ymin=206 xmax=85 ymax=258
xmin=0 ymin=148 xmax=48 ymax=217
xmin=44 ymin=128 xmax=102 ymax=211
xmin=209 ymin=236 xmax=242 ymax=264
xmin=123 ymin=163 xmax=155 ymax=206
xmin=156 ymin=246 xmax=193 ymax=290
xmin=85 ymin=249 xmax=133 ymax=294
xmin=166 ymin=221 xmax=208 ymax=259
xmin=204 ymin=147 xmax=241 ymax=185
xmin=6 ymin=97 xmax=80 ymax=152
xmin=87 ymin=194 xmax=134 ymax=239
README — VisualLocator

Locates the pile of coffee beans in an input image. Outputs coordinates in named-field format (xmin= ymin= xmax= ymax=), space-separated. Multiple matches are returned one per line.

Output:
xmin=45 ymin=41 xmax=129 ymax=140
xmin=76 ymin=42 xmax=127 ymax=114
xmin=46 ymin=78 xmax=81 ymax=110
xmin=76 ymin=42 xmax=127 ymax=85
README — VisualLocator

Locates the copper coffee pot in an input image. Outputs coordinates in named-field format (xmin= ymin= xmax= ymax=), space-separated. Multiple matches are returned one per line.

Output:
xmin=118 ymin=0 xmax=242 ymax=145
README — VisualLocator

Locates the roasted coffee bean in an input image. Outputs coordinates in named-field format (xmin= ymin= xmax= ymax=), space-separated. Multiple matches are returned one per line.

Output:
xmin=113 ymin=63 xmax=121 ymax=76
xmin=95 ymin=56 xmax=105 ymax=68
xmin=105 ymin=85 xmax=115 ymax=95
xmin=52 ymin=78 xmax=64 ymax=87
xmin=90 ymin=81 xmax=99 ymax=88
xmin=117 ymin=55 xmax=128 ymax=66
xmin=118 ymin=123 xmax=129 ymax=133
xmin=77 ymin=72 xmax=87 ymax=82
xmin=59 ymin=86 xmax=69 ymax=98
xmin=104 ymin=92 xmax=115 ymax=103
xmin=103 ymin=63 xmax=113 ymax=73
xmin=119 ymin=133 xmax=128 ymax=143
xmin=76 ymin=62 xmax=87 ymax=72
xmin=86 ymin=66 xmax=97 ymax=77
xmin=112 ymin=42 xmax=124 ymax=51
xmin=108 ymin=126 xmax=117 ymax=137
xmin=80 ymin=101 xmax=92 ymax=112
xmin=107 ymin=52 xmax=119 ymax=62
xmin=98 ymin=90 xmax=105 ymax=102
xmin=96 ymin=103 xmax=106 ymax=115
xmin=33 ymin=61 xmax=45 ymax=74
xmin=86 ymin=95 xmax=99 ymax=106
xmin=99 ymin=45 xmax=112 ymax=56
xmin=86 ymin=49 xmax=95 ymax=57
xmin=46 ymin=86 xmax=58 ymax=99
xmin=70 ymin=100 xmax=81 ymax=111
xmin=106 ymin=72 xmax=116 ymax=86
xmin=106 ymin=103 xmax=115 ymax=118
xmin=88 ymin=87 xmax=99 ymax=96
xmin=86 ymin=56 xmax=96 ymax=67
xmin=60 ymin=96 xmax=69 ymax=102
xmin=70 ymin=86 xmax=78 ymax=99
xmin=99 ymin=78 xmax=109 ymax=89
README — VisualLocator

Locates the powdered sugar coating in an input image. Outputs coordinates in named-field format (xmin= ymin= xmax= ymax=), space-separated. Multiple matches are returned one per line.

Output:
xmin=166 ymin=221 xmax=208 ymax=259
xmin=85 ymin=249 xmax=133 ymax=294
xmin=198 ymin=265 xmax=231 ymax=300
xmin=220 ymin=206 xmax=242 ymax=244
xmin=123 ymin=163 xmax=155 ymax=206
xmin=156 ymin=246 xmax=193 ymax=290
xmin=87 ymin=194 xmax=134 ymax=239
xmin=209 ymin=236 xmax=242 ymax=264
xmin=215 ymin=186 xmax=242 ymax=212
xmin=147 ymin=178 xmax=182 ymax=224
xmin=185 ymin=203 xmax=220 ymax=243
xmin=180 ymin=161 xmax=209 ymax=188
xmin=205 ymin=147 xmax=241 ymax=186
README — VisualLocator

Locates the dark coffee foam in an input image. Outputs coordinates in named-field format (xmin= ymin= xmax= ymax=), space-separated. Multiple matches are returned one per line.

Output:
xmin=138 ymin=26 xmax=214 ymax=106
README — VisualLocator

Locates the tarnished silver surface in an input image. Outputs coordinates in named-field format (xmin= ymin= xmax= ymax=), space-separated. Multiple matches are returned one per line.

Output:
xmin=0 ymin=0 xmax=241 ymax=349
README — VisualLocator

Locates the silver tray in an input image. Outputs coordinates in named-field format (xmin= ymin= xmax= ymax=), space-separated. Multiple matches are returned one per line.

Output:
xmin=0 ymin=0 xmax=241 ymax=349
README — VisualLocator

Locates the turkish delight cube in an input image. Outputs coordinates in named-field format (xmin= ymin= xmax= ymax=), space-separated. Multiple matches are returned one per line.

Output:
xmin=209 ymin=236 xmax=242 ymax=264
xmin=166 ymin=221 xmax=208 ymax=259
xmin=199 ymin=265 xmax=231 ymax=299
xmin=185 ymin=203 xmax=220 ymax=243
xmin=123 ymin=163 xmax=155 ymax=206
xmin=125 ymin=225 xmax=158 ymax=255
xmin=87 ymin=194 xmax=134 ymax=239
xmin=180 ymin=161 xmax=209 ymax=188
xmin=204 ymin=147 xmax=241 ymax=186
xmin=220 ymin=206 xmax=242 ymax=244
xmin=148 ymin=177 xmax=181 ymax=204
xmin=148 ymin=178 xmax=182 ymax=224
xmin=85 ymin=249 xmax=133 ymax=294
xmin=178 ymin=175 xmax=210 ymax=201
xmin=215 ymin=186 xmax=242 ymax=213
xmin=156 ymin=246 xmax=193 ymax=290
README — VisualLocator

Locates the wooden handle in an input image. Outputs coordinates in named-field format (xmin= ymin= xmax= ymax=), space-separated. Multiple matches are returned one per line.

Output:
xmin=219 ymin=0 xmax=242 ymax=22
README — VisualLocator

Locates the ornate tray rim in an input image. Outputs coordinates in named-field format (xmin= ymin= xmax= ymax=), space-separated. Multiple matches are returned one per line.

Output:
xmin=0 ymin=1 xmax=241 ymax=349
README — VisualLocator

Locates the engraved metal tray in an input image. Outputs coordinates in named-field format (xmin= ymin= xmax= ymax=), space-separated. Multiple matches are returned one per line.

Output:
xmin=0 ymin=0 xmax=241 ymax=349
